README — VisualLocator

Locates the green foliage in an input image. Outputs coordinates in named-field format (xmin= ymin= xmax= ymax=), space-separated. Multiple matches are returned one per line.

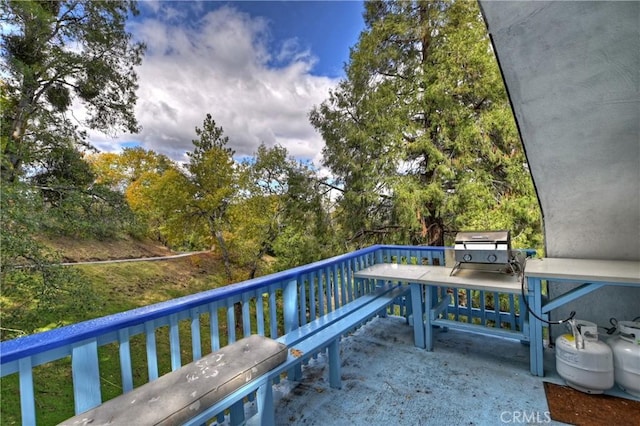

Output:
xmin=1 ymin=253 xmax=238 ymax=424
xmin=311 ymin=0 xmax=542 ymax=249
xmin=88 ymin=147 xmax=175 ymax=191
xmin=182 ymin=114 xmax=239 ymax=279
xmin=230 ymin=144 xmax=338 ymax=277
xmin=88 ymin=148 xmax=180 ymax=242
xmin=0 ymin=0 xmax=144 ymax=336
xmin=0 ymin=182 xmax=97 ymax=339
xmin=1 ymin=0 xmax=145 ymax=182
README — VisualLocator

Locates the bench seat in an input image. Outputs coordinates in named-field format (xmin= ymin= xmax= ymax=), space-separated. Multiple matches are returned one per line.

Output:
xmin=58 ymin=335 xmax=287 ymax=426
xmin=184 ymin=284 xmax=410 ymax=426
xmin=59 ymin=283 xmax=410 ymax=426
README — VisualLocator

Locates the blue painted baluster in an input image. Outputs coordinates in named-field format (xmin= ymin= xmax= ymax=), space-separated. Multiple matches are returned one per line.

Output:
xmin=309 ymin=276 xmax=317 ymax=321
xmin=480 ymin=291 xmax=487 ymax=326
xmin=518 ymin=294 xmax=526 ymax=331
xmin=346 ymin=260 xmax=354 ymax=303
xmin=509 ymin=294 xmax=517 ymax=330
xmin=466 ymin=289 xmax=472 ymax=322
xmin=242 ymin=293 xmax=251 ymax=338
xmin=229 ymin=400 xmax=245 ymax=425
xmin=331 ymin=264 xmax=339 ymax=309
xmin=317 ymin=271 xmax=325 ymax=316
xmin=269 ymin=287 xmax=278 ymax=338
xmin=18 ymin=357 xmax=36 ymax=425
xmin=325 ymin=267 xmax=333 ymax=312
xmin=299 ymin=275 xmax=307 ymax=326
xmin=227 ymin=300 xmax=236 ymax=343
xmin=353 ymin=263 xmax=362 ymax=298
xmin=339 ymin=262 xmax=347 ymax=306
xmin=256 ymin=292 xmax=265 ymax=335
xmin=452 ymin=287 xmax=460 ymax=321
xmin=432 ymin=287 xmax=440 ymax=318
xmin=324 ymin=266 xmax=338 ymax=312
xmin=283 ymin=278 xmax=299 ymax=334
xmin=72 ymin=338 xmax=102 ymax=414
xmin=360 ymin=256 xmax=368 ymax=296
xmin=169 ymin=314 xmax=181 ymax=371
xmin=145 ymin=320 xmax=159 ymax=381
xmin=208 ymin=302 xmax=220 ymax=351
xmin=284 ymin=278 xmax=301 ymax=381
xmin=190 ymin=308 xmax=201 ymax=361
xmin=493 ymin=292 xmax=501 ymax=328
xmin=118 ymin=329 xmax=134 ymax=392
xmin=405 ymin=285 xmax=413 ymax=323
xmin=257 ymin=380 xmax=275 ymax=426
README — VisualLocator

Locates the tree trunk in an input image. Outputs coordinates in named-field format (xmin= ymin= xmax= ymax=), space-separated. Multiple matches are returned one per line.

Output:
xmin=214 ymin=230 xmax=233 ymax=281
xmin=214 ymin=229 xmax=243 ymax=334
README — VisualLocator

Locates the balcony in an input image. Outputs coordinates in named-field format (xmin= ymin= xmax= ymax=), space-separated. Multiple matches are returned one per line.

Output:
xmin=2 ymin=244 xmax=637 ymax=425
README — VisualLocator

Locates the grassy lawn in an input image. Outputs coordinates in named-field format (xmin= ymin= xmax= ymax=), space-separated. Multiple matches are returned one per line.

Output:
xmin=1 ymin=246 xmax=248 ymax=425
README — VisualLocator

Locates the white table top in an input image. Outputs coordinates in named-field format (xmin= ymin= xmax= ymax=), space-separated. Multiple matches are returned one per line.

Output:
xmin=523 ymin=258 xmax=640 ymax=285
xmin=354 ymin=264 xmax=523 ymax=293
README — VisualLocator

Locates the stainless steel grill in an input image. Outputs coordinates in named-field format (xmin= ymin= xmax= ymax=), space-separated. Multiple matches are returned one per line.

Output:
xmin=451 ymin=230 xmax=512 ymax=275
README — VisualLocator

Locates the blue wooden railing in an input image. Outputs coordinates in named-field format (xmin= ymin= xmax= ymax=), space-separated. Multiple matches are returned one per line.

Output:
xmin=0 ymin=245 xmax=526 ymax=425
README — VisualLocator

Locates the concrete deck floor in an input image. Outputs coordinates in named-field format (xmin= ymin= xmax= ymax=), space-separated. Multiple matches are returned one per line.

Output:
xmin=237 ymin=315 xmax=638 ymax=426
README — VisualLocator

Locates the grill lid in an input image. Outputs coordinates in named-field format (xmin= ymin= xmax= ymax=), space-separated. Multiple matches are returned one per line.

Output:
xmin=454 ymin=230 xmax=511 ymax=266
xmin=454 ymin=230 xmax=510 ymax=246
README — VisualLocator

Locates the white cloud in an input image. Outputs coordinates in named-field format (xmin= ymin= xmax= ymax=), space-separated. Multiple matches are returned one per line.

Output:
xmin=88 ymin=4 xmax=337 ymax=168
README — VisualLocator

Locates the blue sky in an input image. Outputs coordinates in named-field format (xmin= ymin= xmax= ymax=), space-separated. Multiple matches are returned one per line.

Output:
xmin=223 ymin=1 xmax=365 ymax=77
xmin=87 ymin=1 xmax=366 ymax=171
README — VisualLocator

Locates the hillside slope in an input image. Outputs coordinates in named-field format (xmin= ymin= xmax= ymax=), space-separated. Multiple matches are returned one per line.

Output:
xmin=40 ymin=236 xmax=175 ymax=262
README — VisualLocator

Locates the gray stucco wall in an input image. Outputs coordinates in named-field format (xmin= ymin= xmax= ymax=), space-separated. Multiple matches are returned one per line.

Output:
xmin=479 ymin=1 xmax=640 ymax=329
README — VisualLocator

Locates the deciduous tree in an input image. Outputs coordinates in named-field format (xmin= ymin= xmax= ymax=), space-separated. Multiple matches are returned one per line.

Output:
xmin=231 ymin=144 xmax=337 ymax=277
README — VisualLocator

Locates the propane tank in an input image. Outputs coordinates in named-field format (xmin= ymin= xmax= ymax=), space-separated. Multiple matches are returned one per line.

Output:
xmin=555 ymin=319 xmax=614 ymax=394
xmin=608 ymin=321 xmax=640 ymax=397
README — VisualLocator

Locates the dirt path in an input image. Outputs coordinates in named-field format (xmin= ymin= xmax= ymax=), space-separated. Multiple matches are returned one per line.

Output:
xmin=60 ymin=251 xmax=211 ymax=266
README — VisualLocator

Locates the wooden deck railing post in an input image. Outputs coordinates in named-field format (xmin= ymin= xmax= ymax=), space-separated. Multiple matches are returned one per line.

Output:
xmin=71 ymin=338 xmax=102 ymax=414
xmin=284 ymin=277 xmax=301 ymax=381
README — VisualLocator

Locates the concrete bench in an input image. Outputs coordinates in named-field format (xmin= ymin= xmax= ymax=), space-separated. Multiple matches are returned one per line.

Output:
xmin=59 ymin=283 xmax=409 ymax=426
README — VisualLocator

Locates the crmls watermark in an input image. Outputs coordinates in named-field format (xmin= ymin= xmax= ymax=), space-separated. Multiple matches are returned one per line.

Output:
xmin=500 ymin=410 xmax=551 ymax=424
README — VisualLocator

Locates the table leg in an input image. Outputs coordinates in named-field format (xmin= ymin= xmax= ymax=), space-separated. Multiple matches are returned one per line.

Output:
xmin=410 ymin=283 xmax=425 ymax=349
xmin=528 ymin=277 xmax=544 ymax=376
xmin=425 ymin=285 xmax=434 ymax=351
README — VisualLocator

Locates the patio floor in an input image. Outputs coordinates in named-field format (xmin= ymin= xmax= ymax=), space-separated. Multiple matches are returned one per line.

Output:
xmin=237 ymin=315 xmax=636 ymax=426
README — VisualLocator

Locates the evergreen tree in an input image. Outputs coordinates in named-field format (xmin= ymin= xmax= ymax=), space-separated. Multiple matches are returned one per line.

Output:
xmin=311 ymin=0 xmax=541 ymax=249
xmin=1 ymin=0 xmax=144 ymax=182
